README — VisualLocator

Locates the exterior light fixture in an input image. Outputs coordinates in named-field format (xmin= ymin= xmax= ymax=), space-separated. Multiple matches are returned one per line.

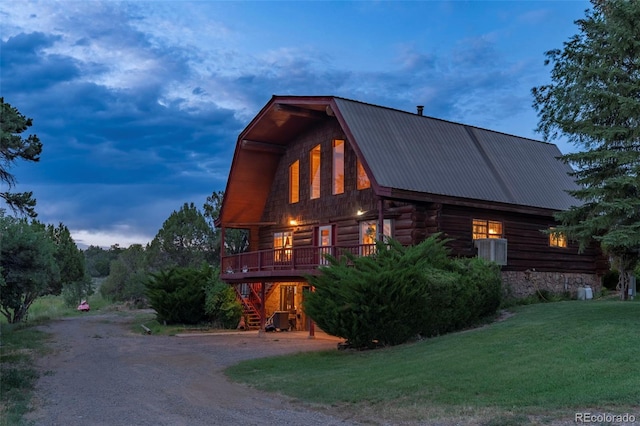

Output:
xmin=289 ymin=219 xmax=298 ymax=226
xmin=356 ymin=210 xmax=365 ymax=216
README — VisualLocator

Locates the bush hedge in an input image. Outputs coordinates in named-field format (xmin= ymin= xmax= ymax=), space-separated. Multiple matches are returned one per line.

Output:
xmin=145 ymin=265 xmax=211 ymax=324
xmin=304 ymin=236 xmax=502 ymax=349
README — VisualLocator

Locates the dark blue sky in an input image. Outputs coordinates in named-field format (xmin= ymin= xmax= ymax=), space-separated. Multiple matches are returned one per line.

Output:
xmin=1 ymin=0 xmax=591 ymax=247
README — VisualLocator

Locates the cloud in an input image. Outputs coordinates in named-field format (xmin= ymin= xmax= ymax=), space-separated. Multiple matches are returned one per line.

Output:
xmin=1 ymin=0 xmax=584 ymax=248
xmin=71 ymin=226 xmax=154 ymax=249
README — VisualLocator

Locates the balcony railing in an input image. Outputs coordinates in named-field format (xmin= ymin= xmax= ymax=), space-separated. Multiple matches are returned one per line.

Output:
xmin=222 ymin=244 xmax=377 ymax=274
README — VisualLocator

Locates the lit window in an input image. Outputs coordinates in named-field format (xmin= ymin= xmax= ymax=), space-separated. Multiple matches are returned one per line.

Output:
xmin=274 ymin=231 xmax=293 ymax=262
xmin=472 ymin=219 xmax=503 ymax=239
xmin=289 ymin=160 xmax=299 ymax=204
xmin=332 ymin=139 xmax=344 ymax=195
xmin=310 ymin=145 xmax=321 ymax=199
xmin=359 ymin=220 xmax=392 ymax=255
xmin=357 ymin=158 xmax=370 ymax=190
xmin=549 ymin=228 xmax=567 ymax=248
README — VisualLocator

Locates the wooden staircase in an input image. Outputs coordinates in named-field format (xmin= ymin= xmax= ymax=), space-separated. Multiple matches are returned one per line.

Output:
xmin=235 ymin=283 xmax=275 ymax=329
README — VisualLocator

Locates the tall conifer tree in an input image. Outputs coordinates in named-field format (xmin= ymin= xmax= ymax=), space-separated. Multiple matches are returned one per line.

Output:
xmin=532 ymin=0 xmax=640 ymax=299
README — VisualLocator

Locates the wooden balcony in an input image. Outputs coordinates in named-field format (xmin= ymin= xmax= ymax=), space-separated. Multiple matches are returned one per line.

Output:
xmin=221 ymin=244 xmax=376 ymax=282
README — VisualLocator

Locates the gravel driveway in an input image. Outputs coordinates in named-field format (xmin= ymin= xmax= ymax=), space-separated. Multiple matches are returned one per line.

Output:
xmin=25 ymin=311 xmax=358 ymax=426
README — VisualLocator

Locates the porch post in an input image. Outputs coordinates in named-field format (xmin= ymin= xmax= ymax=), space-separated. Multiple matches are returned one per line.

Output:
xmin=308 ymin=285 xmax=315 ymax=339
xmin=309 ymin=319 xmax=315 ymax=339
xmin=220 ymin=226 xmax=226 ymax=259
xmin=260 ymin=281 xmax=266 ymax=333
xmin=377 ymin=197 xmax=384 ymax=241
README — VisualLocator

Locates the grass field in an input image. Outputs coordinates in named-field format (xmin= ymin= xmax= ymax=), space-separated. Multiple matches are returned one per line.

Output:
xmin=226 ymin=300 xmax=640 ymax=425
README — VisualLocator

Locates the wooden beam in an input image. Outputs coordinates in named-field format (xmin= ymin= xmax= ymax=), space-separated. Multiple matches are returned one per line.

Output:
xmin=241 ymin=139 xmax=286 ymax=154
xmin=224 ymin=222 xmax=277 ymax=227
xmin=377 ymin=186 xmax=560 ymax=217
xmin=274 ymin=103 xmax=326 ymax=119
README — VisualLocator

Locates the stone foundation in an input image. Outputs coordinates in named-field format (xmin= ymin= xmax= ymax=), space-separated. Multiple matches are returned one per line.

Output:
xmin=501 ymin=271 xmax=601 ymax=299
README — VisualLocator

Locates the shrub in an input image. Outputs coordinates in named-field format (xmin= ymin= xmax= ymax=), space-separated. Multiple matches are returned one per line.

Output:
xmin=305 ymin=236 xmax=502 ymax=349
xmin=145 ymin=264 xmax=212 ymax=325
xmin=204 ymin=273 xmax=242 ymax=328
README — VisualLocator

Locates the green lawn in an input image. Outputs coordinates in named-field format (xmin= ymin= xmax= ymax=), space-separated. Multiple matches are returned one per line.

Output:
xmin=226 ymin=300 xmax=640 ymax=424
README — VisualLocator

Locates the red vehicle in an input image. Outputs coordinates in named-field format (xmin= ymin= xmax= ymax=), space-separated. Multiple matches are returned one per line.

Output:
xmin=77 ymin=300 xmax=90 ymax=312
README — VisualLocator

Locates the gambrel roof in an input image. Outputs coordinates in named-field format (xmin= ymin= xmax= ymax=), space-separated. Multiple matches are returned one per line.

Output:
xmin=219 ymin=95 xmax=580 ymax=226
xmin=333 ymin=97 xmax=579 ymax=210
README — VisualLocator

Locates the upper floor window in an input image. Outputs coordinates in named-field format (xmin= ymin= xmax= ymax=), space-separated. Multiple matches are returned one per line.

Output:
xmin=310 ymin=145 xmax=321 ymax=199
xmin=356 ymin=158 xmax=370 ymax=190
xmin=332 ymin=139 xmax=344 ymax=195
xmin=289 ymin=160 xmax=299 ymax=204
xmin=472 ymin=219 xmax=503 ymax=239
xmin=549 ymin=228 xmax=567 ymax=248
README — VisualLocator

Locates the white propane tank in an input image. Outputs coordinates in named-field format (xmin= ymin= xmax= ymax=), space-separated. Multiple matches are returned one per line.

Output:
xmin=584 ymin=286 xmax=593 ymax=300
xmin=577 ymin=286 xmax=586 ymax=300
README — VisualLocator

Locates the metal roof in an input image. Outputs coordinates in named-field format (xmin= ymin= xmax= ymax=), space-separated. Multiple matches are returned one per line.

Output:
xmin=333 ymin=97 xmax=580 ymax=211
xmin=219 ymin=96 xmax=580 ymax=226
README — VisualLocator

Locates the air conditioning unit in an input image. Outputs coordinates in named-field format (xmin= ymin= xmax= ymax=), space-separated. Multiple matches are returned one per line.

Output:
xmin=474 ymin=238 xmax=508 ymax=265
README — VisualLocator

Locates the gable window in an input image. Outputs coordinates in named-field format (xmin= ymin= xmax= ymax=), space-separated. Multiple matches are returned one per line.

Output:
xmin=289 ymin=160 xmax=299 ymax=204
xmin=356 ymin=158 xmax=370 ymax=190
xmin=359 ymin=219 xmax=392 ymax=255
xmin=472 ymin=219 xmax=503 ymax=239
xmin=310 ymin=145 xmax=321 ymax=199
xmin=274 ymin=231 xmax=293 ymax=262
xmin=549 ymin=228 xmax=567 ymax=248
xmin=332 ymin=139 xmax=344 ymax=195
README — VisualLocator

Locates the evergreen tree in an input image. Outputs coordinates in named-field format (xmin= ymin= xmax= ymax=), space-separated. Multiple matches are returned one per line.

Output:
xmin=48 ymin=223 xmax=93 ymax=306
xmin=0 ymin=213 xmax=59 ymax=323
xmin=0 ymin=98 xmax=42 ymax=217
xmin=203 ymin=190 xmax=248 ymax=255
xmin=532 ymin=0 xmax=640 ymax=299
xmin=148 ymin=202 xmax=217 ymax=269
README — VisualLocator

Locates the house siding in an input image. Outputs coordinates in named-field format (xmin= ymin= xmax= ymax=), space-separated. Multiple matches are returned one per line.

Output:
xmin=438 ymin=204 xmax=602 ymax=274
xmin=253 ymin=116 xmax=602 ymax=280
xmin=259 ymin=119 xmax=377 ymax=249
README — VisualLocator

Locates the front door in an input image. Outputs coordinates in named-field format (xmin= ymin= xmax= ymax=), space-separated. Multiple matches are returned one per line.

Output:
xmin=318 ymin=225 xmax=332 ymax=265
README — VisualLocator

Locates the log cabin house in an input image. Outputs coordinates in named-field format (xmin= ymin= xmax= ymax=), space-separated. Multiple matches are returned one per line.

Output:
xmin=217 ymin=95 xmax=605 ymax=332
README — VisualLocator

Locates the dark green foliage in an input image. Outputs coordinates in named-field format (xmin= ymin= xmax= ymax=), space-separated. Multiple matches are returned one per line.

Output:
xmin=99 ymin=244 xmax=148 ymax=302
xmin=602 ymin=269 xmax=620 ymax=291
xmin=48 ymin=223 xmax=93 ymax=306
xmin=84 ymin=245 xmax=117 ymax=277
xmin=146 ymin=264 xmax=213 ymax=324
xmin=0 ymin=98 xmax=42 ymax=217
xmin=0 ymin=214 xmax=60 ymax=323
xmin=204 ymin=273 xmax=242 ymax=328
xmin=203 ymin=190 xmax=248 ymax=255
xmin=532 ymin=0 xmax=640 ymax=298
xmin=147 ymin=202 xmax=218 ymax=270
xmin=304 ymin=236 xmax=502 ymax=349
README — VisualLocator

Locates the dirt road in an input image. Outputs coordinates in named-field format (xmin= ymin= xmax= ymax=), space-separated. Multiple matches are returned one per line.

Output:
xmin=26 ymin=311 xmax=357 ymax=426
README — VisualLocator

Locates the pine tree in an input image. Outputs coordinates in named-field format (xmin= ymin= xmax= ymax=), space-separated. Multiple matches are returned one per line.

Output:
xmin=0 ymin=98 xmax=42 ymax=217
xmin=532 ymin=0 xmax=640 ymax=299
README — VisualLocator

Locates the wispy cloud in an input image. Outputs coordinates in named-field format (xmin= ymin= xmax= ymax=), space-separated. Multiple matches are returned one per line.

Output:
xmin=1 ymin=0 xmax=588 ymax=247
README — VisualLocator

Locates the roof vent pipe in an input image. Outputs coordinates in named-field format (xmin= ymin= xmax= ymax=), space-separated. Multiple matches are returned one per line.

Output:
xmin=416 ymin=105 xmax=424 ymax=116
